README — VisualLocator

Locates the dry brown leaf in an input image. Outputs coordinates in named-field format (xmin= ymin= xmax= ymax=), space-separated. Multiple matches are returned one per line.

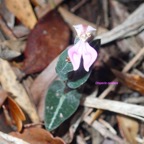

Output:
xmin=5 ymin=0 xmax=37 ymax=29
xmin=6 ymin=96 xmax=26 ymax=132
xmin=0 ymin=90 xmax=8 ymax=107
xmin=112 ymin=69 xmax=144 ymax=95
xmin=0 ymin=58 xmax=39 ymax=123
xmin=10 ymin=127 xmax=65 ymax=144
xmin=117 ymin=115 xmax=139 ymax=144
xmin=22 ymin=10 xmax=70 ymax=74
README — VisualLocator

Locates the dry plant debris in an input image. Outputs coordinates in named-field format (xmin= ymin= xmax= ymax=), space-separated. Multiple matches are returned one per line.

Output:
xmin=22 ymin=10 xmax=70 ymax=74
xmin=0 ymin=0 xmax=143 ymax=144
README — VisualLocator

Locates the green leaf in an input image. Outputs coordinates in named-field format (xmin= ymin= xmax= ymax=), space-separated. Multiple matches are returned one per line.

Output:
xmin=67 ymin=71 xmax=91 ymax=89
xmin=56 ymin=48 xmax=73 ymax=80
xmin=44 ymin=80 xmax=81 ymax=131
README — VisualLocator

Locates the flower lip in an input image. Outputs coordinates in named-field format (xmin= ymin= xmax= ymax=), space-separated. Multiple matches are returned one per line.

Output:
xmin=68 ymin=40 xmax=97 ymax=72
xmin=68 ymin=24 xmax=98 ymax=72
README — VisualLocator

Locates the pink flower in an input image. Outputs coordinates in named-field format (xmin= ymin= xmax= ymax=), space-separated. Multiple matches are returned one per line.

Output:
xmin=68 ymin=24 xmax=98 ymax=72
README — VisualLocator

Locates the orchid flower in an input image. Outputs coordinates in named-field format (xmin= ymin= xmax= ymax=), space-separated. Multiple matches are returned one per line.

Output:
xmin=68 ymin=24 xmax=98 ymax=72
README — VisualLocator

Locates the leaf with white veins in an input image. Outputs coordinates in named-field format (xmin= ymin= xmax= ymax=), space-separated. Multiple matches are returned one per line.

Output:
xmin=44 ymin=80 xmax=81 ymax=131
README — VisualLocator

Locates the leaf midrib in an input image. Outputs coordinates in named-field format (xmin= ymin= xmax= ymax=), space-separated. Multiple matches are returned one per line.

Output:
xmin=48 ymin=94 xmax=66 ymax=130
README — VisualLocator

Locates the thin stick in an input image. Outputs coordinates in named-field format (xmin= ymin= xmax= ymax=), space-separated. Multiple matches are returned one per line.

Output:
xmin=82 ymin=97 xmax=144 ymax=121
xmin=102 ymin=0 xmax=109 ymax=27
xmin=122 ymin=48 xmax=144 ymax=72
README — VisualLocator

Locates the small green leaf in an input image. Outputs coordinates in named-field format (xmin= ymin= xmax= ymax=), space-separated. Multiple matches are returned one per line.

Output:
xmin=44 ymin=80 xmax=81 ymax=131
xmin=56 ymin=48 xmax=73 ymax=80
xmin=67 ymin=71 xmax=91 ymax=89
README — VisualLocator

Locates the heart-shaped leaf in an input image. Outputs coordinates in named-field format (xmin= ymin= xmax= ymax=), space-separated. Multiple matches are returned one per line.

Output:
xmin=56 ymin=39 xmax=101 ymax=88
xmin=45 ymin=80 xmax=81 ymax=131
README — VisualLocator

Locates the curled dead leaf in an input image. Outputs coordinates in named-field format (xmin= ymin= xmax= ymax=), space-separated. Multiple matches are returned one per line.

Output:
xmin=6 ymin=96 xmax=26 ymax=132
